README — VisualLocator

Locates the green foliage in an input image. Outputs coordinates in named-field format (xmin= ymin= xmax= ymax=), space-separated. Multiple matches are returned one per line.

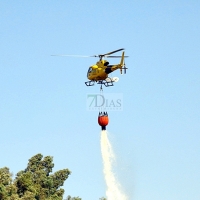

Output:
xmin=65 ymin=196 xmax=82 ymax=200
xmin=0 ymin=154 xmax=71 ymax=200
xmin=0 ymin=153 xmax=105 ymax=199
xmin=0 ymin=167 xmax=17 ymax=199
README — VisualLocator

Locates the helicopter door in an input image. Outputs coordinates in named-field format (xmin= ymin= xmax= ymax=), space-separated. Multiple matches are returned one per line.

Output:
xmin=92 ymin=69 xmax=97 ymax=74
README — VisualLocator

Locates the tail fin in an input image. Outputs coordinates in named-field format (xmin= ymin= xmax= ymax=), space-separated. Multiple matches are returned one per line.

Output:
xmin=120 ymin=51 xmax=125 ymax=74
xmin=120 ymin=51 xmax=125 ymax=66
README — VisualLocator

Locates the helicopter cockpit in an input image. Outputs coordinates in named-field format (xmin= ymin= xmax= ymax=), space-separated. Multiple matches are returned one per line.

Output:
xmin=87 ymin=67 xmax=92 ymax=76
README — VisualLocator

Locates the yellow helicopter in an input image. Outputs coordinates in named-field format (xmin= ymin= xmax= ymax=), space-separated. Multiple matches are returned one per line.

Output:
xmin=85 ymin=48 xmax=128 ymax=87
xmin=52 ymin=48 xmax=128 ymax=87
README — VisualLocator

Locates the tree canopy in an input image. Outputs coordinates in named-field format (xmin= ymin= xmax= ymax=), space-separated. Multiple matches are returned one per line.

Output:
xmin=0 ymin=153 xmax=81 ymax=200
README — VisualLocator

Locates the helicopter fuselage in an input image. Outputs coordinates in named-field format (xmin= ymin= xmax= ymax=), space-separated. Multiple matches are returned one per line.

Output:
xmin=87 ymin=59 xmax=123 ymax=81
xmin=87 ymin=60 xmax=108 ymax=81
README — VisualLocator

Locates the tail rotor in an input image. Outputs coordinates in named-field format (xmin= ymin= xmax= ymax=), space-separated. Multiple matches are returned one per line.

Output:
xmin=122 ymin=61 xmax=128 ymax=74
xmin=120 ymin=59 xmax=128 ymax=74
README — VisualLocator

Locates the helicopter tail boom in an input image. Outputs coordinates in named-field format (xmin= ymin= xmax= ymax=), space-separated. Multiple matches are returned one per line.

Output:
xmin=104 ymin=51 xmax=126 ymax=74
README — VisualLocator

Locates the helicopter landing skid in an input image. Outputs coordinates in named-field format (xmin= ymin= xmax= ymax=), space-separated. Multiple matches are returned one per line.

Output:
xmin=85 ymin=80 xmax=95 ymax=86
xmin=97 ymin=79 xmax=114 ymax=87
xmin=85 ymin=78 xmax=114 ymax=87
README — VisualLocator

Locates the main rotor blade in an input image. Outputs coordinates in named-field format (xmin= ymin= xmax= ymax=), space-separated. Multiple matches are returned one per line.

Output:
xmin=51 ymin=48 xmax=127 ymax=58
xmin=103 ymin=48 xmax=125 ymax=56
xmin=92 ymin=48 xmax=125 ymax=58
xmin=51 ymin=54 xmax=92 ymax=57
xmin=105 ymin=55 xmax=129 ymax=58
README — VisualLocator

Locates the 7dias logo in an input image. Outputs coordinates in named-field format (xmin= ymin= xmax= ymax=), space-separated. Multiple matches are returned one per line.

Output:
xmin=87 ymin=93 xmax=123 ymax=111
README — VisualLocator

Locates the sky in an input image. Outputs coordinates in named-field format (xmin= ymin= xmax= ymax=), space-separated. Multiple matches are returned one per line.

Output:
xmin=0 ymin=1 xmax=200 ymax=199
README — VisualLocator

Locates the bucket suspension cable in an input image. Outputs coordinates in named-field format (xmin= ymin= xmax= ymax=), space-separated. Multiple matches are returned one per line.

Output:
xmin=99 ymin=85 xmax=104 ymax=113
xmin=99 ymin=86 xmax=108 ymax=115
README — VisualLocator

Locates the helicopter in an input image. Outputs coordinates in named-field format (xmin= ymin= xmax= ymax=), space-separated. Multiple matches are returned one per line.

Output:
xmin=52 ymin=48 xmax=128 ymax=87
xmin=85 ymin=48 xmax=128 ymax=87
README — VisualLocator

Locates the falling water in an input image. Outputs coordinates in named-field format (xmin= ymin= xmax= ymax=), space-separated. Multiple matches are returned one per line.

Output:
xmin=101 ymin=130 xmax=127 ymax=200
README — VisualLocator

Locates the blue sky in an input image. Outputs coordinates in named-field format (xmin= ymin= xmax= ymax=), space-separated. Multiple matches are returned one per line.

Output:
xmin=0 ymin=1 xmax=200 ymax=199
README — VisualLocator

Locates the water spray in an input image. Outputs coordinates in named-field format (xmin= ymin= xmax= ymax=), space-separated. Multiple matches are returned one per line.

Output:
xmin=100 ymin=130 xmax=127 ymax=200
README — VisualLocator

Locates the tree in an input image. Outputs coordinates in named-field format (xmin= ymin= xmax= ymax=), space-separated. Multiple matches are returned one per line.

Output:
xmin=0 ymin=154 xmax=73 ymax=200
xmin=0 ymin=154 xmax=106 ymax=200
xmin=15 ymin=153 xmax=71 ymax=200
xmin=0 ymin=167 xmax=18 ymax=199
xmin=65 ymin=195 xmax=82 ymax=200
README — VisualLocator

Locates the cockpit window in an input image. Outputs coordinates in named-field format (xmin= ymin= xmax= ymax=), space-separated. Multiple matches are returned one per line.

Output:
xmin=87 ymin=67 xmax=92 ymax=76
xmin=104 ymin=61 xmax=109 ymax=66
